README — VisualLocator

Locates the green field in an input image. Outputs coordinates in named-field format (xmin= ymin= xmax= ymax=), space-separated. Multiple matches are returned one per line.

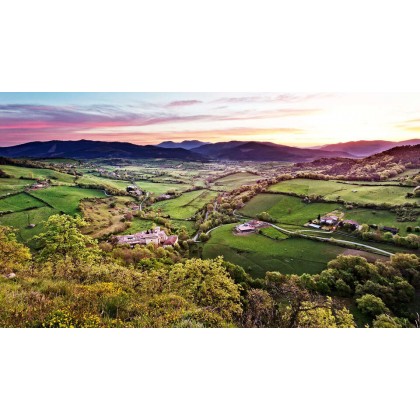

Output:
xmin=151 ymin=189 xmax=218 ymax=219
xmin=0 ymin=178 xmax=32 ymax=195
xmin=0 ymin=206 xmax=58 ymax=243
xmin=241 ymin=193 xmax=341 ymax=225
xmin=241 ymin=192 xmax=419 ymax=233
xmin=268 ymin=178 xmax=417 ymax=205
xmin=203 ymin=224 xmax=347 ymax=277
xmin=212 ymin=172 xmax=262 ymax=190
xmin=134 ymin=180 xmax=191 ymax=195
xmin=0 ymin=165 xmax=75 ymax=184
xmin=29 ymin=186 xmax=106 ymax=214
xmin=76 ymin=173 xmax=131 ymax=191
xmin=0 ymin=193 xmax=45 ymax=212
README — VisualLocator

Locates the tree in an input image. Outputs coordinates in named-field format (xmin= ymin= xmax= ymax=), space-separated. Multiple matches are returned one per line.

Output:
xmin=243 ymin=289 xmax=275 ymax=327
xmin=372 ymin=314 xmax=409 ymax=328
xmin=34 ymin=214 xmax=101 ymax=265
xmin=165 ymin=257 xmax=243 ymax=323
xmin=356 ymin=294 xmax=389 ymax=316
xmin=0 ymin=226 xmax=31 ymax=276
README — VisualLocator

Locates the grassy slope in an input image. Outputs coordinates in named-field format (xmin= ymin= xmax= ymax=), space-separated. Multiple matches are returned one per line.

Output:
xmin=0 ymin=207 xmax=58 ymax=243
xmin=76 ymin=173 xmax=131 ymax=190
xmin=151 ymin=189 xmax=217 ymax=219
xmin=212 ymin=172 xmax=262 ymax=190
xmin=29 ymin=186 xmax=105 ymax=214
xmin=268 ymin=178 xmax=418 ymax=205
xmin=0 ymin=165 xmax=75 ymax=184
xmin=134 ymin=180 xmax=191 ymax=195
xmin=203 ymin=224 xmax=345 ymax=277
xmin=0 ymin=192 xmax=45 ymax=212
xmin=0 ymin=178 xmax=33 ymax=195
xmin=242 ymin=193 xmax=341 ymax=225
xmin=242 ymin=193 xmax=419 ymax=233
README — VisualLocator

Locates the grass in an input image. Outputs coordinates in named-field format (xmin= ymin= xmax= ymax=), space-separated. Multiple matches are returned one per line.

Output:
xmin=0 ymin=165 xmax=75 ymax=184
xmin=202 ymin=224 xmax=347 ymax=278
xmin=212 ymin=172 xmax=262 ymax=190
xmin=268 ymin=178 xmax=418 ymax=205
xmin=29 ymin=186 xmax=106 ymax=214
xmin=76 ymin=173 xmax=131 ymax=191
xmin=259 ymin=226 xmax=289 ymax=240
xmin=0 ymin=192 xmax=45 ymax=212
xmin=0 ymin=178 xmax=33 ymax=195
xmin=133 ymin=180 xmax=191 ymax=195
xmin=151 ymin=189 xmax=218 ymax=219
xmin=0 ymin=206 xmax=58 ymax=243
xmin=241 ymin=193 xmax=341 ymax=225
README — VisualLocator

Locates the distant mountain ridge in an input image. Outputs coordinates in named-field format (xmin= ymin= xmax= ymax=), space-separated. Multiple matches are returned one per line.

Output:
xmin=191 ymin=141 xmax=354 ymax=162
xmin=1 ymin=138 xmax=420 ymax=162
xmin=158 ymin=140 xmax=210 ymax=149
xmin=313 ymin=139 xmax=420 ymax=157
xmin=0 ymin=140 xmax=203 ymax=160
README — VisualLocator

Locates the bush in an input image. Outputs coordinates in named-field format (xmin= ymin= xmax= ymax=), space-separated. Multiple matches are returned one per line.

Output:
xmin=356 ymin=294 xmax=389 ymax=317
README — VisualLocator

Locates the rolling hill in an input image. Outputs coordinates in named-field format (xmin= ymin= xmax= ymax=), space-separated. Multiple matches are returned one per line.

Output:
xmin=314 ymin=139 xmax=420 ymax=157
xmin=0 ymin=140 xmax=203 ymax=160
xmin=158 ymin=140 xmax=210 ymax=149
xmin=192 ymin=141 xmax=354 ymax=162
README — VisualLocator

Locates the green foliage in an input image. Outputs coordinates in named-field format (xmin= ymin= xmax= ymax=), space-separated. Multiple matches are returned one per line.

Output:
xmin=0 ymin=226 xmax=31 ymax=275
xmin=356 ymin=294 xmax=389 ymax=316
xmin=34 ymin=214 xmax=101 ymax=266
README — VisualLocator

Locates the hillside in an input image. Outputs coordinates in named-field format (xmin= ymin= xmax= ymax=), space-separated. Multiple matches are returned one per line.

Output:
xmin=158 ymin=140 xmax=210 ymax=149
xmin=295 ymin=145 xmax=420 ymax=180
xmin=193 ymin=141 xmax=354 ymax=162
xmin=315 ymin=139 xmax=420 ymax=157
xmin=0 ymin=140 xmax=203 ymax=160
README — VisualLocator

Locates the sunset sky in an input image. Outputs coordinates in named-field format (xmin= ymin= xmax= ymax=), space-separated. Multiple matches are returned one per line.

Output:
xmin=1 ymin=92 xmax=420 ymax=147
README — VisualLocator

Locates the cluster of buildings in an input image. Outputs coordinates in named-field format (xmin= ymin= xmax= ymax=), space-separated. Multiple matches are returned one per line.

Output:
xmin=114 ymin=227 xmax=178 ymax=247
xmin=235 ymin=220 xmax=269 ymax=233
xmin=308 ymin=214 xmax=400 ymax=235
xmin=28 ymin=180 xmax=49 ymax=190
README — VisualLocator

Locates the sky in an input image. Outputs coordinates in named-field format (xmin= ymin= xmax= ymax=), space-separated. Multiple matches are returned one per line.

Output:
xmin=1 ymin=92 xmax=420 ymax=147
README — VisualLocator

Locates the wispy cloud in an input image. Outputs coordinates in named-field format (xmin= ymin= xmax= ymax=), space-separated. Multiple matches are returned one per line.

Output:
xmin=166 ymin=100 xmax=202 ymax=107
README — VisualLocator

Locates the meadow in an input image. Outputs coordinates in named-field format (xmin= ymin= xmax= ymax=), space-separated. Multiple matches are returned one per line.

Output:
xmin=0 ymin=178 xmax=33 ymax=195
xmin=0 ymin=165 xmax=75 ymax=184
xmin=202 ymin=224 xmax=348 ymax=277
xmin=242 ymin=192 xmax=418 ymax=234
xmin=211 ymin=172 xmax=262 ymax=190
xmin=151 ymin=189 xmax=218 ymax=219
xmin=76 ymin=173 xmax=131 ymax=191
xmin=241 ymin=193 xmax=341 ymax=225
xmin=29 ymin=186 xmax=106 ymax=214
xmin=0 ymin=192 xmax=45 ymax=212
xmin=268 ymin=178 xmax=417 ymax=205
xmin=133 ymin=180 xmax=191 ymax=195
xmin=0 ymin=206 xmax=58 ymax=243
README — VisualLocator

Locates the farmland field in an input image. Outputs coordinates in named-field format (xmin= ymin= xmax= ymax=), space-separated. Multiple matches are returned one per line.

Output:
xmin=202 ymin=224 xmax=349 ymax=277
xmin=241 ymin=193 xmax=341 ymax=225
xmin=242 ymin=193 xmax=419 ymax=233
xmin=0 ymin=192 xmax=45 ymax=212
xmin=29 ymin=186 xmax=106 ymax=214
xmin=0 ymin=165 xmax=75 ymax=184
xmin=0 ymin=206 xmax=58 ymax=243
xmin=76 ymin=173 xmax=131 ymax=191
xmin=212 ymin=172 xmax=262 ymax=190
xmin=268 ymin=178 xmax=417 ymax=205
xmin=151 ymin=189 xmax=218 ymax=219
xmin=133 ymin=180 xmax=191 ymax=195
xmin=0 ymin=178 xmax=32 ymax=195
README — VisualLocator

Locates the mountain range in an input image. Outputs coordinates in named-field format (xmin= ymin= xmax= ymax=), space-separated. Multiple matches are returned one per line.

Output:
xmin=1 ymin=138 xmax=420 ymax=162
xmin=312 ymin=139 xmax=420 ymax=157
